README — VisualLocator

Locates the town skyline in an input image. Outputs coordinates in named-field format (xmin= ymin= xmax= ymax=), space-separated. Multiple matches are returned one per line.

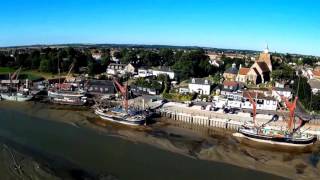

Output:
xmin=0 ymin=0 xmax=319 ymax=56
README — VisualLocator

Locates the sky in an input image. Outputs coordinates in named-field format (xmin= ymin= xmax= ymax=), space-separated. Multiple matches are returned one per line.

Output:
xmin=0 ymin=0 xmax=319 ymax=56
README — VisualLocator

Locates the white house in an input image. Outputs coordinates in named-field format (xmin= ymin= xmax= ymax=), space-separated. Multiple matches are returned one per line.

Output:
xmin=92 ymin=53 xmax=102 ymax=60
xmin=309 ymin=79 xmax=320 ymax=95
xmin=188 ymin=78 xmax=212 ymax=95
xmin=124 ymin=63 xmax=137 ymax=74
xmin=135 ymin=68 xmax=153 ymax=78
xmin=107 ymin=63 xmax=125 ymax=75
xmin=272 ymin=87 xmax=292 ymax=101
xmin=107 ymin=63 xmax=136 ymax=76
xmin=216 ymin=91 xmax=278 ymax=111
xmin=242 ymin=92 xmax=278 ymax=111
xmin=151 ymin=67 xmax=176 ymax=80
xmin=179 ymin=87 xmax=190 ymax=94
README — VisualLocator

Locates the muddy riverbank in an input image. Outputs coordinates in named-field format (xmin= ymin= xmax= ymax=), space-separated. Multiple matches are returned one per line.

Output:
xmin=0 ymin=101 xmax=318 ymax=179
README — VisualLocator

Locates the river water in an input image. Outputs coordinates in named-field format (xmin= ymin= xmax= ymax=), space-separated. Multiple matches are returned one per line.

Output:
xmin=0 ymin=102 xmax=312 ymax=179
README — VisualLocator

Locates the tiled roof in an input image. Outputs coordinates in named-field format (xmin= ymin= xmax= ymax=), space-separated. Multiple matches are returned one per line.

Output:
xmin=313 ymin=71 xmax=320 ymax=77
xmin=224 ymin=66 xmax=238 ymax=74
xmin=243 ymin=91 xmax=275 ymax=101
xmin=238 ymin=68 xmax=250 ymax=75
xmin=257 ymin=62 xmax=270 ymax=72
xmin=189 ymin=78 xmax=212 ymax=85
xmin=223 ymin=81 xmax=238 ymax=87
xmin=152 ymin=66 xmax=174 ymax=72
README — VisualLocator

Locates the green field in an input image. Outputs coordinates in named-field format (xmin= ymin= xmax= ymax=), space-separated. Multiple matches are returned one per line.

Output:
xmin=0 ymin=67 xmax=15 ymax=74
xmin=0 ymin=67 xmax=64 ymax=80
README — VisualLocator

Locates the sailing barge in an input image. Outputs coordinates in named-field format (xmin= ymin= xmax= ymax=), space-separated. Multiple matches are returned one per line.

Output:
xmin=48 ymin=63 xmax=87 ymax=106
xmin=94 ymin=78 xmax=146 ymax=126
xmin=233 ymin=91 xmax=317 ymax=147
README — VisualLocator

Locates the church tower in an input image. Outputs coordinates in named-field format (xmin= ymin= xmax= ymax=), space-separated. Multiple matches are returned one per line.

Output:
xmin=257 ymin=44 xmax=272 ymax=71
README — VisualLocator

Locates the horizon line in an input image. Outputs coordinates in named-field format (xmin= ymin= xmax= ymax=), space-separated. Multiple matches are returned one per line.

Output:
xmin=0 ymin=42 xmax=319 ymax=57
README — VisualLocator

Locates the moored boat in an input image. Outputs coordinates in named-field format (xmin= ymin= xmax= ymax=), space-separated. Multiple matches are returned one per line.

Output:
xmin=233 ymin=91 xmax=317 ymax=148
xmin=0 ymin=92 xmax=33 ymax=102
xmin=48 ymin=90 xmax=87 ymax=105
xmin=94 ymin=78 xmax=146 ymax=126
xmin=94 ymin=107 xmax=146 ymax=126
xmin=234 ymin=127 xmax=317 ymax=147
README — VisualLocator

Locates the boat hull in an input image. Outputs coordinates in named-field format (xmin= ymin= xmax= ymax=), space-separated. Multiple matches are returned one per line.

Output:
xmin=48 ymin=91 xmax=87 ymax=106
xmin=0 ymin=94 xmax=33 ymax=102
xmin=95 ymin=109 xmax=146 ymax=126
xmin=234 ymin=129 xmax=317 ymax=147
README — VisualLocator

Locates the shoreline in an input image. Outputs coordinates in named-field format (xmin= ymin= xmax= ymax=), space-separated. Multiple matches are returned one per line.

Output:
xmin=0 ymin=101 xmax=319 ymax=179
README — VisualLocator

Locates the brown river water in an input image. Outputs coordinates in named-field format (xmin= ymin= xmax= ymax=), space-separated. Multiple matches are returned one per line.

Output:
xmin=0 ymin=101 xmax=319 ymax=180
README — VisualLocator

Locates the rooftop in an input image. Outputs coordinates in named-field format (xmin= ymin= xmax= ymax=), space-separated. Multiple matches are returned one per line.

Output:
xmin=243 ymin=91 xmax=276 ymax=101
xmin=87 ymin=80 xmax=114 ymax=86
xmin=313 ymin=70 xmax=320 ymax=77
xmin=309 ymin=79 xmax=320 ymax=89
xmin=273 ymin=87 xmax=292 ymax=92
xmin=224 ymin=65 xmax=238 ymax=75
xmin=238 ymin=67 xmax=250 ymax=75
xmin=223 ymin=81 xmax=238 ymax=87
xmin=151 ymin=66 xmax=174 ymax=72
xmin=189 ymin=78 xmax=212 ymax=85
xmin=256 ymin=61 xmax=270 ymax=72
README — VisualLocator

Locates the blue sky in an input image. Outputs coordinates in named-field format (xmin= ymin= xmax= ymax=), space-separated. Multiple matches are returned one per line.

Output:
xmin=0 ymin=0 xmax=319 ymax=55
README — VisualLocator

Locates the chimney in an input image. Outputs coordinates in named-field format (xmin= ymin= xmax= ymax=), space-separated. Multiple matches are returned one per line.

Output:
xmin=239 ymin=64 xmax=242 ymax=69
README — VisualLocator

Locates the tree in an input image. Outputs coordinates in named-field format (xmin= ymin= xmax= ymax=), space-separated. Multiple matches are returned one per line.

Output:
xmin=140 ymin=51 xmax=160 ymax=67
xmin=159 ymin=48 xmax=174 ymax=66
xmin=113 ymin=51 xmax=121 ymax=59
xmin=271 ymin=64 xmax=295 ymax=81
xmin=39 ymin=58 xmax=49 ymax=72
xmin=302 ymin=57 xmax=316 ymax=66
xmin=101 ymin=49 xmax=111 ymax=68
xmin=88 ymin=60 xmax=101 ymax=75
xmin=172 ymin=49 xmax=214 ymax=80
xmin=292 ymin=77 xmax=315 ymax=111
xmin=30 ymin=50 xmax=41 ymax=69
xmin=121 ymin=51 xmax=137 ymax=64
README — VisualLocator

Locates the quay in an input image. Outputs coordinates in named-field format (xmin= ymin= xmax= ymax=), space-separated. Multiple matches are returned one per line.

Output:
xmin=131 ymin=97 xmax=320 ymax=140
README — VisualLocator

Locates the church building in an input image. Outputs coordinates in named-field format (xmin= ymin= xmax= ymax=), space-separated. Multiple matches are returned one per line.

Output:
xmin=237 ymin=46 xmax=273 ymax=85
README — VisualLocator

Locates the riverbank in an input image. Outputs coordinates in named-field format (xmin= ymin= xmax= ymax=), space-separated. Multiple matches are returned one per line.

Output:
xmin=0 ymin=102 xmax=319 ymax=179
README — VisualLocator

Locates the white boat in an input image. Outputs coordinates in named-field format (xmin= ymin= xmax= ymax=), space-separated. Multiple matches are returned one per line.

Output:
xmin=48 ymin=90 xmax=87 ymax=105
xmin=233 ymin=127 xmax=317 ymax=147
xmin=94 ymin=107 xmax=146 ymax=126
xmin=0 ymin=93 xmax=33 ymax=102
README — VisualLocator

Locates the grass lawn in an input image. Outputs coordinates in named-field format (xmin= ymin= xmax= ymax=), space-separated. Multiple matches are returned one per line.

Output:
xmin=0 ymin=67 xmax=15 ymax=74
xmin=21 ymin=70 xmax=57 ymax=79
xmin=0 ymin=68 xmax=69 ymax=80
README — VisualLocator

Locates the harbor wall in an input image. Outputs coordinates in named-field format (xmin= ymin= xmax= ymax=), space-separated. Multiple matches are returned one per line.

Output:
xmin=157 ymin=107 xmax=320 ymax=141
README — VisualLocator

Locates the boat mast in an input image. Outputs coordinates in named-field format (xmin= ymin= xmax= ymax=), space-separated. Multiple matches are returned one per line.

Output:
xmin=245 ymin=91 xmax=257 ymax=127
xmin=10 ymin=67 xmax=22 ymax=95
xmin=113 ymin=78 xmax=128 ymax=112
xmin=283 ymin=96 xmax=298 ymax=133
xmin=58 ymin=58 xmax=61 ymax=92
